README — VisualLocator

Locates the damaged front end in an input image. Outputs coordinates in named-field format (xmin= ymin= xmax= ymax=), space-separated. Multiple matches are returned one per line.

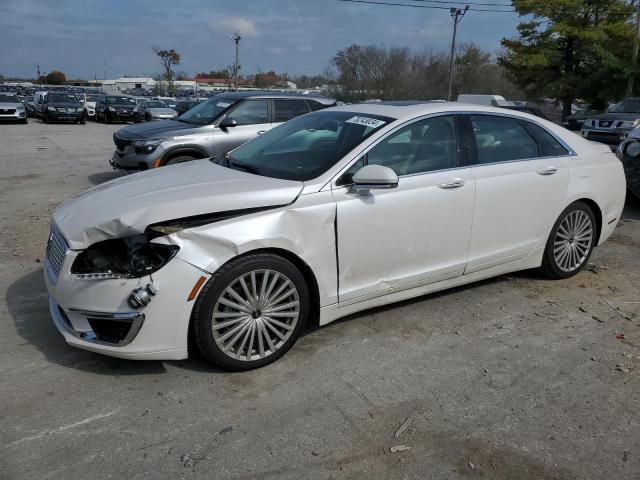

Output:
xmin=70 ymin=234 xmax=179 ymax=280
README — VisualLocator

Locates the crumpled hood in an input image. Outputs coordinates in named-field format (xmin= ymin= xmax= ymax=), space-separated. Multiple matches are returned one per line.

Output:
xmin=54 ymin=161 xmax=303 ymax=249
xmin=115 ymin=119 xmax=198 ymax=140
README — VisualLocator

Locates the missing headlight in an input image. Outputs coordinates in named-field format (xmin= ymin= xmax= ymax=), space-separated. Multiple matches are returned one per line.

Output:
xmin=71 ymin=234 xmax=179 ymax=280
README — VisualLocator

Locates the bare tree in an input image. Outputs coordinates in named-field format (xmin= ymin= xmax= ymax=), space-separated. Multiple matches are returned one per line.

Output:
xmin=153 ymin=47 xmax=181 ymax=94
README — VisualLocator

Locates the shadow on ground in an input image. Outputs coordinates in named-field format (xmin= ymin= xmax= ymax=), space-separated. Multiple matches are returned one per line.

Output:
xmin=88 ymin=171 xmax=124 ymax=185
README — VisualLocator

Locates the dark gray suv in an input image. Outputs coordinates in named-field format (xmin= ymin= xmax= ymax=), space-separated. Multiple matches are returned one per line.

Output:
xmin=110 ymin=91 xmax=336 ymax=172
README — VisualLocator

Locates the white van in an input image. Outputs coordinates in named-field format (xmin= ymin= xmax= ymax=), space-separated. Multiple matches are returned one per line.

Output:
xmin=457 ymin=94 xmax=515 ymax=107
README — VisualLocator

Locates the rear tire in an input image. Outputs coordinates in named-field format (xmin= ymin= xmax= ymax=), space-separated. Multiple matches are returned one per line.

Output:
xmin=540 ymin=202 xmax=596 ymax=279
xmin=192 ymin=254 xmax=309 ymax=370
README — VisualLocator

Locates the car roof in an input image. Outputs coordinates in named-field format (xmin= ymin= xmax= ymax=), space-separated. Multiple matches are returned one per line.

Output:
xmin=327 ymin=101 xmax=551 ymax=122
xmin=215 ymin=90 xmax=336 ymax=105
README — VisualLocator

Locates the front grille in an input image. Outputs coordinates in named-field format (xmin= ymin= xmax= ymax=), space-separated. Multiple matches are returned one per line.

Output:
xmin=0 ymin=108 xmax=16 ymax=114
xmin=598 ymin=120 xmax=613 ymax=128
xmin=46 ymin=223 xmax=69 ymax=280
xmin=113 ymin=134 xmax=132 ymax=151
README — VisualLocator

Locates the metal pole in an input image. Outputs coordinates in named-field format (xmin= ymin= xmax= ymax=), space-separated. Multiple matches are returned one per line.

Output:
xmin=447 ymin=6 xmax=469 ymax=102
xmin=231 ymin=32 xmax=242 ymax=91
xmin=627 ymin=2 xmax=640 ymax=97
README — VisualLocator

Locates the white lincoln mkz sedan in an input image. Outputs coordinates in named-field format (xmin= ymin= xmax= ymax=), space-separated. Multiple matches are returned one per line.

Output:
xmin=45 ymin=102 xmax=626 ymax=370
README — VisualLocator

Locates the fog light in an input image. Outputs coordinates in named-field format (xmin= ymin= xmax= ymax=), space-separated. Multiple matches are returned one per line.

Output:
xmin=128 ymin=282 xmax=159 ymax=309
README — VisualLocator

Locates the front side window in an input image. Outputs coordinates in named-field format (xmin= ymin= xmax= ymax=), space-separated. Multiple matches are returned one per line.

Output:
xmin=366 ymin=115 xmax=458 ymax=176
xmin=609 ymin=99 xmax=640 ymax=114
xmin=221 ymin=111 xmax=394 ymax=181
xmin=470 ymin=115 xmax=539 ymax=164
xmin=228 ymin=99 xmax=269 ymax=126
xmin=274 ymin=99 xmax=310 ymax=122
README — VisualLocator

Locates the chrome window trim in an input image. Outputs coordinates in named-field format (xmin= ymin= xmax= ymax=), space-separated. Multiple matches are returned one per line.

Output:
xmin=329 ymin=111 xmax=464 ymax=189
xmin=327 ymin=109 xmax=577 ymax=190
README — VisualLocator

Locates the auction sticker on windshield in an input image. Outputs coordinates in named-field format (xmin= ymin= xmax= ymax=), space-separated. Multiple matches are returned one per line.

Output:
xmin=345 ymin=116 xmax=387 ymax=128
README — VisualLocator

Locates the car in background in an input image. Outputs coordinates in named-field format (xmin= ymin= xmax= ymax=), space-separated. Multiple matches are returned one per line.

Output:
xmin=23 ymin=95 xmax=37 ymax=118
xmin=110 ymin=91 xmax=337 ymax=172
xmin=563 ymin=110 xmax=598 ymax=131
xmin=82 ymin=94 xmax=101 ymax=119
xmin=458 ymin=94 xmax=515 ymax=107
xmin=37 ymin=92 xmax=85 ymax=124
xmin=0 ymin=93 xmax=28 ymax=123
xmin=96 ymin=95 xmax=142 ymax=123
xmin=616 ymin=127 xmax=640 ymax=198
xmin=137 ymin=99 xmax=178 ymax=121
xmin=500 ymin=105 xmax=549 ymax=120
xmin=581 ymin=98 xmax=640 ymax=144
xmin=47 ymin=102 xmax=625 ymax=369
xmin=174 ymin=99 xmax=203 ymax=116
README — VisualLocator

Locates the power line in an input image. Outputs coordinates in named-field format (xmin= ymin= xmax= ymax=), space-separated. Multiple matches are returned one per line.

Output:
xmin=408 ymin=0 xmax=512 ymax=7
xmin=336 ymin=0 xmax=515 ymax=13
xmin=337 ymin=0 xmax=636 ymax=15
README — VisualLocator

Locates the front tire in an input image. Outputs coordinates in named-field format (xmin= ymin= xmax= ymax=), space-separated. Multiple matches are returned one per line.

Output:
xmin=192 ymin=254 xmax=309 ymax=370
xmin=541 ymin=202 xmax=596 ymax=279
xmin=163 ymin=155 xmax=196 ymax=166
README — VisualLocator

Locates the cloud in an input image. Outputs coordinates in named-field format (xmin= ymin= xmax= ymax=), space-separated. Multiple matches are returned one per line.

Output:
xmin=268 ymin=47 xmax=285 ymax=54
xmin=298 ymin=44 xmax=313 ymax=52
xmin=213 ymin=16 xmax=258 ymax=37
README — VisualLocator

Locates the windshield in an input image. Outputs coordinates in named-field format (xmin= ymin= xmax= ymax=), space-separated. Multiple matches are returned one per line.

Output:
xmin=177 ymin=97 xmax=237 ymax=125
xmin=48 ymin=93 xmax=79 ymax=103
xmin=106 ymin=96 xmax=136 ymax=105
xmin=86 ymin=95 xmax=100 ymax=102
xmin=219 ymin=111 xmax=395 ymax=181
xmin=0 ymin=94 xmax=19 ymax=102
xmin=145 ymin=101 xmax=167 ymax=108
xmin=609 ymin=99 xmax=640 ymax=114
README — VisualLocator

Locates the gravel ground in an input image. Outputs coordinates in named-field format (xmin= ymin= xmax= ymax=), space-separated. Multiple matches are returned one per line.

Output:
xmin=1 ymin=119 xmax=639 ymax=480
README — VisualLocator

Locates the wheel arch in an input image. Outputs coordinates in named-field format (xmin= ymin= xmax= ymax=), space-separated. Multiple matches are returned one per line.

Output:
xmin=573 ymin=197 xmax=603 ymax=246
xmin=186 ymin=247 xmax=321 ymax=356
xmin=161 ymin=145 xmax=210 ymax=165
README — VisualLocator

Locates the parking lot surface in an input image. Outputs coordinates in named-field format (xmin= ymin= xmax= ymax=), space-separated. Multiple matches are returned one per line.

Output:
xmin=1 ymin=120 xmax=640 ymax=479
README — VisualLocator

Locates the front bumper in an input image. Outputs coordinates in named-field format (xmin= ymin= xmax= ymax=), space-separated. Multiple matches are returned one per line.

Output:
xmin=110 ymin=148 xmax=163 ymax=172
xmin=47 ymin=110 xmax=84 ymax=121
xmin=45 ymin=239 xmax=209 ymax=360
xmin=581 ymin=128 xmax=629 ymax=145
xmin=0 ymin=110 xmax=27 ymax=121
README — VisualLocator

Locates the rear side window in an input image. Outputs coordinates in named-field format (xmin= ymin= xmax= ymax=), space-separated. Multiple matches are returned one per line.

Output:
xmin=522 ymin=122 xmax=570 ymax=157
xmin=228 ymin=99 xmax=269 ymax=126
xmin=274 ymin=99 xmax=310 ymax=122
xmin=307 ymin=100 xmax=327 ymax=111
xmin=470 ymin=115 xmax=539 ymax=164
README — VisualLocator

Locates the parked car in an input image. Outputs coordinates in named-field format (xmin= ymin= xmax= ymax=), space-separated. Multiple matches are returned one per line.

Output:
xmin=616 ymin=127 xmax=640 ymax=198
xmin=563 ymin=110 xmax=598 ymax=131
xmin=36 ymin=92 xmax=85 ymax=124
xmin=500 ymin=105 xmax=549 ymax=120
xmin=96 ymin=95 xmax=143 ymax=123
xmin=137 ymin=99 xmax=178 ymax=121
xmin=174 ymin=99 xmax=204 ymax=116
xmin=0 ymin=93 xmax=28 ymax=123
xmin=110 ymin=91 xmax=337 ymax=172
xmin=46 ymin=103 xmax=625 ymax=369
xmin=23 ymin=95 xmax=37 ymax=117
xmin=581 ymin=98 xmax=640 ymax=144
xmin=82 ymin=94 xmax=101 ymax=119
xmin=458 ymin=94 xmax=515 ymax=107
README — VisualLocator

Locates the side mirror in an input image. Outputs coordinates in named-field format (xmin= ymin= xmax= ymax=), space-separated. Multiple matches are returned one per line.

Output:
xmin=219 ymin=117 xmax=237 ymax=129
xmin=350 ymin=165 xmax=399 ymax=195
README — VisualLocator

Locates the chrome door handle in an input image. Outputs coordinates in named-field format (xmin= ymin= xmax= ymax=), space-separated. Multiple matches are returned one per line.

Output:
xmin=537 ymin=166 xmax=558 ymax=176
xmin=437 ymin=178 xmax=465 ymax=189
xmin=257 ymin=130 xmax=267 ymax=135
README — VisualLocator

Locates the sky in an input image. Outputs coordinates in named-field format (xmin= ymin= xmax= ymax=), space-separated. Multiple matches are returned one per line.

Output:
xmin=0 ymin=0 xmax=521 ymax=80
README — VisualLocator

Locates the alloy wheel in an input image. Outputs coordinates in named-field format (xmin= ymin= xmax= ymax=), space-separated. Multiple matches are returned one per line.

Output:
xmin=553 ymin=210 xmax=594 ymax=272
xmin=211 ymin=269 xmax=300 ymax=361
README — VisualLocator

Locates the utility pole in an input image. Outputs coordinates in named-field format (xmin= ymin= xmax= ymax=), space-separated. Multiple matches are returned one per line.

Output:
xmin=103 ymin=59 xmax=107 ymax=80
xmin=627 ymin=1 xmax=640 ymax=97
xmin=35 ymin=65 xmax=40 ymax=82
xmin=231 ymin=32 xmax=241 ymax=91
xmin=447 ymin=5 xmax=469 ymax=102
